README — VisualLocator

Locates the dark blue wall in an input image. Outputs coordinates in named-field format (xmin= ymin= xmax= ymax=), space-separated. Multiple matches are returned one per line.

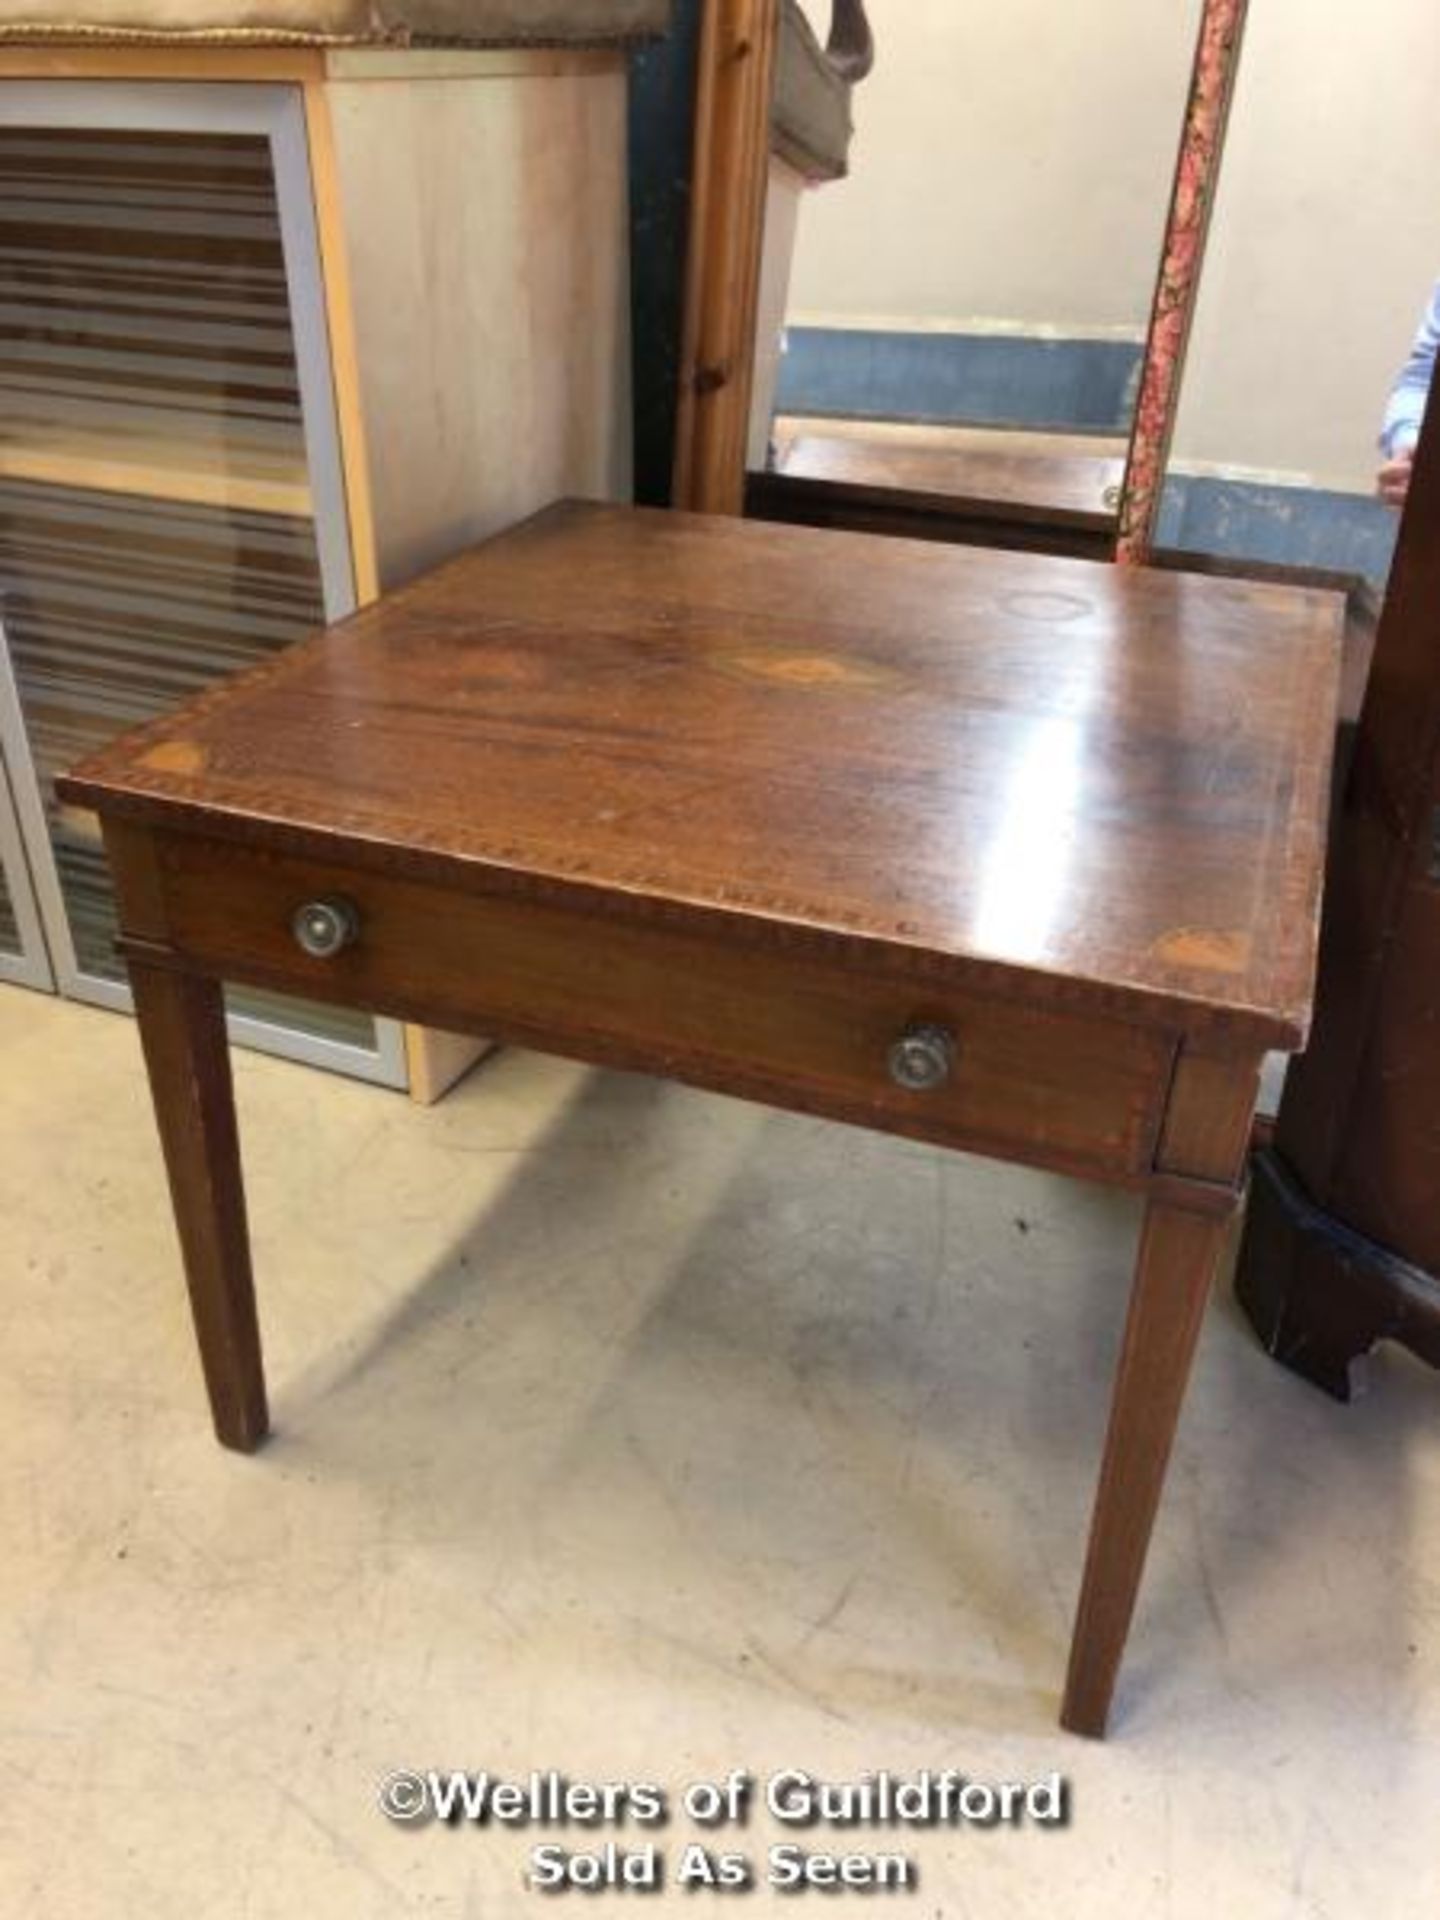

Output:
xmin=777 ymin=325 xmax=1141 ymax=434
xmin=777 ymin=324 xmax=1398 ymax=585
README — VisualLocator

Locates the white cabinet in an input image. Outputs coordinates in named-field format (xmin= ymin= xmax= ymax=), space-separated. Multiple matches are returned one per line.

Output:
xmin=0 ymin=48 xmax=631 ymax=1091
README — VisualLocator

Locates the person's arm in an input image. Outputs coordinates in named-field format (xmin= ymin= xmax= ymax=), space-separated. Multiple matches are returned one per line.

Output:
xmin=1381 ymin=280 xmax=1440 ymax=460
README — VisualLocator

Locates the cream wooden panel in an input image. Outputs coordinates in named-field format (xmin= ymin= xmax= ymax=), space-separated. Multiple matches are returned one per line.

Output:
xmin=748 ymin=158 xmax=805 ymax=471
xmin=0 ymin=46 xmax=606 ymax=83
xmin=0 ymin=48 xmax=326 ymax=83
xmin=322 ymin=49 xmax=616 ymax=82
xmin=325 ymin=59 xmax=633 ymax=592
xmin=299 ymin=79 xmax=379 ymax=603
xmin=402 ymin=1024 xmax=499 ymax=1107
xmin=320 ymin=57 xmax=631 ymax=1101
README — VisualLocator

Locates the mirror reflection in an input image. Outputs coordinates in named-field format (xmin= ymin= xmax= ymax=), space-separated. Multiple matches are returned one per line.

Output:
xmin=1163 ymin=0 xmax=1438 ymax=596
xmin=748 ymin=0 xmax=1205 ymax=552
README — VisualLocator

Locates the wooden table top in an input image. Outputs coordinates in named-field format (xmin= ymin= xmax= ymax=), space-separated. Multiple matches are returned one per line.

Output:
xmin=60 ymin=501 xmax=1342 ymax=1047
xmin=774 ymin=433 xmax=1126 ymax=529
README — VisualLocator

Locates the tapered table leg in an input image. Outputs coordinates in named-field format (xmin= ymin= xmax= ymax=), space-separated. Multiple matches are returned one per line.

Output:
xmin=128 ymin=961 xmax=268 ymax=1453
xmin=1061 ymin=1197 xmax=1230 ymax=1736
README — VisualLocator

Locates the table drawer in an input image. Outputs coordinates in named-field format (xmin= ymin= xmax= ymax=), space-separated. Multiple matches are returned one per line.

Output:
xmin=145 ymin=836 xmax=1173 ymax=1178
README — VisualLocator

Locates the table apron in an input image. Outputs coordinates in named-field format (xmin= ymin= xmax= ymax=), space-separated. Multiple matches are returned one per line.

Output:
xmin=121 ymin=831 xmax=1185 ymax=1191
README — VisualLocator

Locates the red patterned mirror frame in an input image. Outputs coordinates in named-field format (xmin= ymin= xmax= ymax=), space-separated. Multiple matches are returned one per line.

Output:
xmin=1116 ymin=0 xmax=1251 ymax=565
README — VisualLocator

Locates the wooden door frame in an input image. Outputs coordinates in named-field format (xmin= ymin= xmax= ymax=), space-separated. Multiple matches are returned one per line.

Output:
xmin=671 ymin=0 xmax=780 ymax=513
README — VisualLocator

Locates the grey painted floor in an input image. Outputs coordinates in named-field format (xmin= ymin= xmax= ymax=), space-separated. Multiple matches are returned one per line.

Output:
xmin=2 ymin=992 xmax=1437 ymax=1917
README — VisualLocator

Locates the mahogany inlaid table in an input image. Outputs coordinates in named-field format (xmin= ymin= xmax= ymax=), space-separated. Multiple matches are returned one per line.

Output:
xmin=57 ymin=502 xmax=1342 ymax=1737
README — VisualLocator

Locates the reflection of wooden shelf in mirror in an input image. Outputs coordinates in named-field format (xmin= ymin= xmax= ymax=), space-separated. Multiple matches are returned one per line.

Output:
xmin=773 ymin=416 xmax=1128 ymax=463
xmin=780 ymin=431 xmax=1124 ymax=522
xmin=749 ymin=424 xmax=1126 ymax=560
xmin=0 ymin=431 xmax=314 ymax=520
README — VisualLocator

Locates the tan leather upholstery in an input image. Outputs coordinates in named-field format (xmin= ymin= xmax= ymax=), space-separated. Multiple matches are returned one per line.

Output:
xmin=0 ymin=1 xmax=671 ymax=46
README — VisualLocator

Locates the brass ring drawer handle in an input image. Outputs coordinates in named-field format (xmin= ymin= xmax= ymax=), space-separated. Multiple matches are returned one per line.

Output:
xmin=291 ymin=895 xmax=360 ymax=959
xmin=887 ymin=1022 xmax=955 ymax=1092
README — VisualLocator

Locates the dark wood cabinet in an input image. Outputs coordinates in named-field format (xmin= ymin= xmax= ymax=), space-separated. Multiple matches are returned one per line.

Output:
xmin=1236 ymin=386 xmax=1440 ymax=1396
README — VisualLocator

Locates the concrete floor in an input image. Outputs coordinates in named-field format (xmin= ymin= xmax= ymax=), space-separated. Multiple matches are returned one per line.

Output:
xmin=2 ymin=991 xmax=1437 ymax=1919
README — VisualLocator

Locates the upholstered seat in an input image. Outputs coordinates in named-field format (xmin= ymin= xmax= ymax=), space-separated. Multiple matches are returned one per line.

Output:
xmin=0 ymin=0 xmax=670 ymax=45
xmin=774 ymin=0 xmax=861 ymax=182
xmin=0 ymin=1 xmax=856 ymax=178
